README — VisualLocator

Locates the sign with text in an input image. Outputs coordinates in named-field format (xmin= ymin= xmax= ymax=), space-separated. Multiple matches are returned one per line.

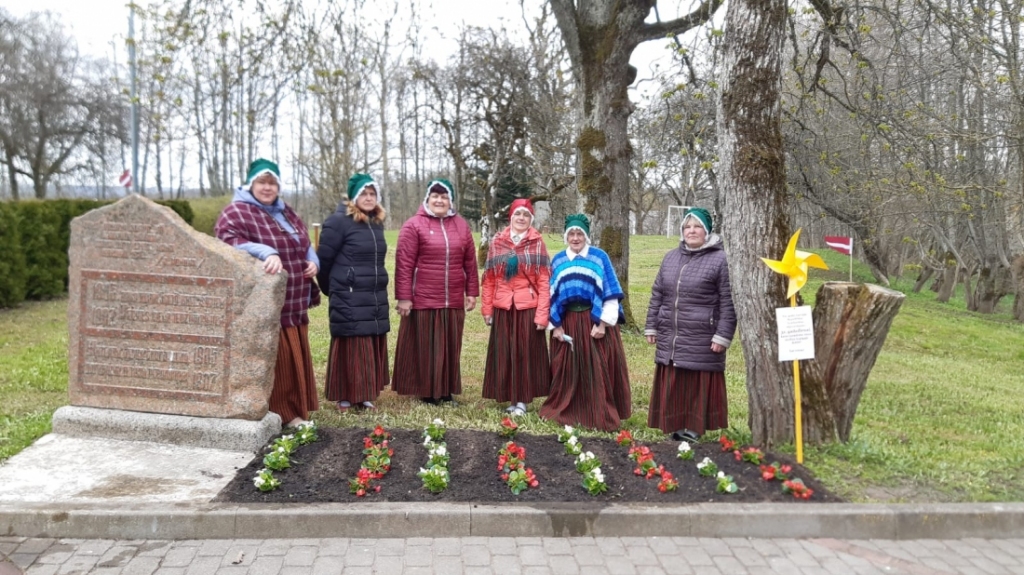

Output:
xmin=776 ymin=305 xmax=815 ymax=361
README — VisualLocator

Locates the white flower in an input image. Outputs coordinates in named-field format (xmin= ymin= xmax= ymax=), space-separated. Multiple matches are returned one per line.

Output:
xmin=697 ymin=457 xmax=713 ymax=469
xmin=423 ymin=436 xmax=433 ymax=446
xmin=564 ymin=425 xmax=574 ymax=434
xmin=281 ymin=434 xmax=294 ymax=441
xmin=677 ymin=441 xmax=691 ymax=453
xmin=431 ymin=445 xmax=447 ymax=457
xmin=717 ymin=471 xmax=725 ymax=479
xmin=276 ymin=446 xmax=286 ymax=453
xmin=576 ymin=451 xmax=594 ymax=464
xmin=567 ymin=435 xmax=578 ymax=446
xmin=592 ymin=467 xmax=605 ymax=482
xmin=433 ymin=418 xmax=445 ymax=426
xmin=253 ymin=476 xmax=265 ymax=487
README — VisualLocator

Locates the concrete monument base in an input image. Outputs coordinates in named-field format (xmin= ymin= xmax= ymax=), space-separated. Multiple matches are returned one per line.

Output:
xmin=52 ymin=405 xmax=281 ymax=452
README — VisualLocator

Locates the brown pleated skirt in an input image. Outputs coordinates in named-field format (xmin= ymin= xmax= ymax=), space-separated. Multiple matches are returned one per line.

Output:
xmin=482 ymin=306 xmax=551 ymax=403
xmin=324 ymin=335 xmax=389 ymax=404
xmin=647 ymin=364 xmax=728 ymax=435
xmin=269 ymin=324 xmax=319 ymax=425
xmin=539 ymin=309 xmax=631 ymax=431
xmin=391 ymin=308 xmax=465 ymax=399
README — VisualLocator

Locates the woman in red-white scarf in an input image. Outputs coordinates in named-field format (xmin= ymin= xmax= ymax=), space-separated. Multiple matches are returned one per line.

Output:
xmin=480 ymin=199 xmax=551 ymax=417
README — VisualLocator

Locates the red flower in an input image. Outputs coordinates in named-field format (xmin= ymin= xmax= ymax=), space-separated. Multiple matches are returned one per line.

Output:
xmin=719 ymin=436 xmax=736 ymax=451
xmin=363 ymin=437 xmax=373 ymax=448
xmin=734 ymin=450 xmax=742 ymax=461
xmin=660 ymin=470 xmax=674 ymax=482
xmin=373 ymin=425 xmax=385 ymax=436
xmin=374 ymin=486 xmax=381 ymax=493
xmin=781 ymin=465 xmax=792 ymax=474
xmin=529 ymin=480 xmax=539 ymax=488
xmin=616 ymin=430 xmax=634 ymax=446
xmin=658 ymin=483 xmax=667 ymax=493
xmin=634 ymin=468 xmax=643 ymax=476
xmin=356 ymin=489 xmax=366 ymax=497
xmin=501 ymin=473 xmax=509 ymax=481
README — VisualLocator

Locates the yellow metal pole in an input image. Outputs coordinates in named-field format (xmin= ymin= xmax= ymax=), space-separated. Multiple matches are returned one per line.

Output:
xmin=789 ymin=294 xmax=804 ymax=464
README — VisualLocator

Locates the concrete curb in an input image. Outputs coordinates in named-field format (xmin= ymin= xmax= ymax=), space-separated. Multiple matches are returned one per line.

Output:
xmin=2 ymin=502 xmax=1022 ymax=540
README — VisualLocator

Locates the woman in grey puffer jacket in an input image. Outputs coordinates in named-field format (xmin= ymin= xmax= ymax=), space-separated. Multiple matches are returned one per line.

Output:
xmin=644 ymin=207 xmax=736 ymax=442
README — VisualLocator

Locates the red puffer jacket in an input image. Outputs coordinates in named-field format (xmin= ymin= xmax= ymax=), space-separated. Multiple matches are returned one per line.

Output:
xmin=395 ymin=205 xmax=480 ymax=309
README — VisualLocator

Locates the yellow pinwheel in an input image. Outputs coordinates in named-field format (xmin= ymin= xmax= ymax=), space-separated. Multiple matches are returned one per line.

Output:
xmin=761 ymin=228 xmax=829 ymax=300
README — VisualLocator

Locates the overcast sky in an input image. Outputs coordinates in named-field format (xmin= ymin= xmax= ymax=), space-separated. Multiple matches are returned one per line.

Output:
xmin=8 ymin=0 xmax=684 ymax=95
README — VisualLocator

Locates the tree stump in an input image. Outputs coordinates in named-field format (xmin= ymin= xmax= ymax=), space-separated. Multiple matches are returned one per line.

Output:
xmin=801 ymin=282 xmax=905 ymax=444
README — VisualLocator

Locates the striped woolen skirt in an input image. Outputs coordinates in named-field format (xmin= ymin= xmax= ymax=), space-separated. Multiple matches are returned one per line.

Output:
xmin=269 ymin=324 xmax=319 ymax=424
xmin=324 ymin=335 xmax=389 ymax=404
xmin=647 ymin=364 xmax=728 ymax=435
xmin=482 ymin=306 xmax=551 ymax=403
xmin=391 ymin=308 xmax=465 ymax=398
xmin=539 ymin=309 xmax=632 ymax=431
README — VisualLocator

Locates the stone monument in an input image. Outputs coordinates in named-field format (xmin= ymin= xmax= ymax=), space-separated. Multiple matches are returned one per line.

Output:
xmin=52 ymin=195 xmax=286 ymax=450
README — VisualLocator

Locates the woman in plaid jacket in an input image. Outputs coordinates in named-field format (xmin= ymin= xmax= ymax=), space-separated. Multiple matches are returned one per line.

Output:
xmin=215 ymin=158 xmax=320 ymax=428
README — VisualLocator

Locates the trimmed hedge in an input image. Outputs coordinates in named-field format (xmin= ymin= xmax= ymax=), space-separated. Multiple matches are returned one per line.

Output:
xmin=0 ymin=198 xmax=193 ymax=308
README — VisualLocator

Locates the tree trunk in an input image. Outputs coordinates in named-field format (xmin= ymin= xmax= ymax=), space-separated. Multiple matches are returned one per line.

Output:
xmin=912 ymin=267 xmax=935 ymax=293
xmin=935 ymin=262 xmax=957 ymax=303
xmin=801 ymin=282 xmax=906 ymax=443
xmin=550 ymin=0 xmax=723 ymax=328
xmin=1013 ymin=255 xmax=1024 ymax=322
xmin=717 ymin=0 xmax=792 ymax=447
xmin=973 ymin=263 xmax=1011 ymax=314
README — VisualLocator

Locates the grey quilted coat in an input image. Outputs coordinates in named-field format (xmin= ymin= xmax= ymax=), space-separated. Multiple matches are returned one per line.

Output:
xmin=644 ymin=234 xmax=736 ymax=372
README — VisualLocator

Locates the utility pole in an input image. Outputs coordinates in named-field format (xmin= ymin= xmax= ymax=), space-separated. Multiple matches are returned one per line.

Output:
xmin=128 ymin=5 xmax=140 ymax=195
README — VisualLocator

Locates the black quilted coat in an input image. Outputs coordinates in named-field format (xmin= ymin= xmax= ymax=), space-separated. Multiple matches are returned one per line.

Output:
xmin=316 ymin=204 xmax=390 ymax=338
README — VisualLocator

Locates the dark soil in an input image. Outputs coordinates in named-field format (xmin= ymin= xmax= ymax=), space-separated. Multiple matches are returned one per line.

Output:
xmin=216 ymin=427 xmax=841 ymax=504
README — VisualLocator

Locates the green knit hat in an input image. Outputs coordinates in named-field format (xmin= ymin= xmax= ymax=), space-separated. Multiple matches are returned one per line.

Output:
xmin=682 ymin=207 xmax=713 ymax=235
xmin=347 ymin=173 xmax=379 ymax=201
xmin=563 ymin=213 xmax=591 ymax=243
xmin=245 ymin=158 xmax=281 ymax=187
xmin=424 ymin=178 xmax=456 ymax=216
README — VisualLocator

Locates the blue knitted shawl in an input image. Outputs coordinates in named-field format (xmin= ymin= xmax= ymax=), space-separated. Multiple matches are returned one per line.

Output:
xmin=548 ymin=246 xmax=624 ymax=327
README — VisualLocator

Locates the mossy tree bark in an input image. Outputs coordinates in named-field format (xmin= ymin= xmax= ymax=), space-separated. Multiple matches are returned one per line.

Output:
xmin=801 ymin=282 xmax=905 ymax=444
xmin=549 ymin=0 xmax=722 ymax=326
xmin=716 ymin=0 xmax=792 ymax=447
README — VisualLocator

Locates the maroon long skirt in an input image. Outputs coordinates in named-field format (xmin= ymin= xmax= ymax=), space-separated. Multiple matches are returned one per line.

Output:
xmin=391 ymin=308 xmax=465 ymax=399
xmin=324 ymin=335 xmax=389 ymax=404
xmin=539 ymin=310 xmax=631 ymax=431
xmin=269 ymin=324 xmax=319 ymax=424
xmin=647 ymin=364 xmax=728 ymax=435
xmin=482 ymin=307 xmax=551 ymax=403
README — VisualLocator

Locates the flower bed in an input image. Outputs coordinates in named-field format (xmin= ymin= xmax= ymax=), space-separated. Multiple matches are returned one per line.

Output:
xmin=219 ymin=427 xmax=840 ymax=504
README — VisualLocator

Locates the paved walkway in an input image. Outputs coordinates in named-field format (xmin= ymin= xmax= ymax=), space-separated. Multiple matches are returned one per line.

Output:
xmin=3 ymin=536 xmax=1024 ymax=575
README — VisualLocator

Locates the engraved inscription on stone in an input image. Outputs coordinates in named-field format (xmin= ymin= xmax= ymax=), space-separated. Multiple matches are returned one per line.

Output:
xmin=68 ymin=194 xmax=286 ymax=419
xmin=78 ymin=270 xmax=233 ymax=399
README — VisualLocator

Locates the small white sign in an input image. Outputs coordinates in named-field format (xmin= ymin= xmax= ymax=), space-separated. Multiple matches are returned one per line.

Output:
xmin=776 ymin=306 xmax=815 ymax=361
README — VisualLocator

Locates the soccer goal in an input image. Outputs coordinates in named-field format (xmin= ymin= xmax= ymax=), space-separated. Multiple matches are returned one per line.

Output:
xmin=666 ymin=205 xmax=691 ymax=237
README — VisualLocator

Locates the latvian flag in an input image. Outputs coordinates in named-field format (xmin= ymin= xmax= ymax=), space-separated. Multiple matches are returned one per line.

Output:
xmin=824 ymin=235 xmax=853 ymax=255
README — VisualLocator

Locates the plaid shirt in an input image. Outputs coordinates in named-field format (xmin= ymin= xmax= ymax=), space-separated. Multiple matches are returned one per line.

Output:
xmin=216 ymin=200 xmax=318 ymax=328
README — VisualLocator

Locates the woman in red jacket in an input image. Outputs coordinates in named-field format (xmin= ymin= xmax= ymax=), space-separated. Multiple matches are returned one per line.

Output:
xmin=392 ymin=179 xmax=479 ymax=405
xmin=480 ymin=199 xmax=551 ymax=417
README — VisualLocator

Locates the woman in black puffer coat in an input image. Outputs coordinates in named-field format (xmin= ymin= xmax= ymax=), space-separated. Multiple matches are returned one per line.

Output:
xmin=317 ymin=173 xmax=389 ymax=412
xmin=644 ymin=207 xmax=736 ymax=442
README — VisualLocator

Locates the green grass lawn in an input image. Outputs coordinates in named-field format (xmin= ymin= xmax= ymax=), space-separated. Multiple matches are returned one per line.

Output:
xmin=2 ymin=232 xmax=1022 ymax=502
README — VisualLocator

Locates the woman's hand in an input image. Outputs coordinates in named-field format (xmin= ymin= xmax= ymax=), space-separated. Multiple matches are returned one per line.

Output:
xmin=711 ymin=342 xmax=725 ymax=353
xmin=535 ymin=323 xmax=545 ymax=331
xmin=646 ymin=335 xmax=656 ymax=345
xmin=484 ymin=315 xmax=493 ymax=326
xmin=552 ymin=327 xmax=565 ymax=342
xmin=302 ymin=260 xmax=318 ymax=278
xmin=263 ymin=255 xmax=283 ymax=275
xmin=396 ymin=300 xmax=413 ymax=317
xmin=590 ymin=322 xmax=606 ymax=340
xmin=465 ymin=296 xmax=477 ymax=312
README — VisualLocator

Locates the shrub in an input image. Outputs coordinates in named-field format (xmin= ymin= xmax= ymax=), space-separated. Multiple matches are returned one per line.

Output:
xmin=0 ymin=203 xmax=28 ymax=308
xmin=0 ymin=197 xmax=195 ymax=306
